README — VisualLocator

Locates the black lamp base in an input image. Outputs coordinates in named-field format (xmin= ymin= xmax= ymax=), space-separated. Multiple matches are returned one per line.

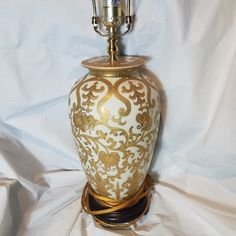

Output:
xmin=89 ymin=193 xmax=150 ymax=229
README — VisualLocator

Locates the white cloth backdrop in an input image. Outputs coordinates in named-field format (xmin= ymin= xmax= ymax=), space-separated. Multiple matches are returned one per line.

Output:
xmin=0 ymin=0 xmax=236 ymax=235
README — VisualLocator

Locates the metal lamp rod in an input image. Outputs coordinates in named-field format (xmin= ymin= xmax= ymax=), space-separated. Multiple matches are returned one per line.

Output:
xmin=127 ymin=0 xmax=130 ymax=16
xmin=92 ymin=0 xmax=97 ymax=17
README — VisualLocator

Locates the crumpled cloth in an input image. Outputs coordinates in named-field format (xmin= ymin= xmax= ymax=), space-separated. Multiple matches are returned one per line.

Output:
xmin=0 ymin=0 xmax=236 ymax=235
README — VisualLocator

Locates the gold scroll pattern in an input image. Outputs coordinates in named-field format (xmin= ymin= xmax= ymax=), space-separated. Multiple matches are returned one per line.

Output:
xmin=69 ymin=71 xmax=160 ymax=200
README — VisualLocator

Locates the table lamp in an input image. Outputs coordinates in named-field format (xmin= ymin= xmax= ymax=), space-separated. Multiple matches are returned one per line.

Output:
xmin=68 ymin=0 xmax=161 ymax=229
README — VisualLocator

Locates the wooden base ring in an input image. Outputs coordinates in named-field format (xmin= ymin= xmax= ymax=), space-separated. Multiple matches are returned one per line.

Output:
xmin=89 ymin=193 xmax=150 ymax=229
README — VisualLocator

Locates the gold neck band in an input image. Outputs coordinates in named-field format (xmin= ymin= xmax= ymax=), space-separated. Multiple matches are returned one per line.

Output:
xmin=89 ymin=68 xmax=138 ymax=77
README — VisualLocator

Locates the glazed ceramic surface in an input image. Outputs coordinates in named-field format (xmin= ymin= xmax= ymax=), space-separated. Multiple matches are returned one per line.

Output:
xmin=69 ymin=57 xmax=160 ymax=200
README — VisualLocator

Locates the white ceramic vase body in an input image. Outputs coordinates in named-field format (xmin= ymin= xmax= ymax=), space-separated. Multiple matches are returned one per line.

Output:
xmin=69 ymin=57 xmax=160 ymax=200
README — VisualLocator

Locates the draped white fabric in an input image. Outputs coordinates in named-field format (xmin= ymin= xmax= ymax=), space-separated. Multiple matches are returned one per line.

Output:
xmin=0 ymin=0 xmax=236 ymax=235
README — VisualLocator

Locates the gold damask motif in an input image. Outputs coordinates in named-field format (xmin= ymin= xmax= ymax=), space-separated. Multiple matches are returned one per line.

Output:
xmin=69 ymin=64 xmax=160 ymax=200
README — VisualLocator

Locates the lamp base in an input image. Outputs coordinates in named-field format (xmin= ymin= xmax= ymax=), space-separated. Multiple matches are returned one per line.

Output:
xmin=89 ymin=193 xmax=150 ymax=229
xmin=81 ymin=175 xmax=153 ymax=230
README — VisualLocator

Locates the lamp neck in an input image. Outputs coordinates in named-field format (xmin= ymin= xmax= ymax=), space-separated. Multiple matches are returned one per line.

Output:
xmin=107 ymin=27 xmax=119 ymax=62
